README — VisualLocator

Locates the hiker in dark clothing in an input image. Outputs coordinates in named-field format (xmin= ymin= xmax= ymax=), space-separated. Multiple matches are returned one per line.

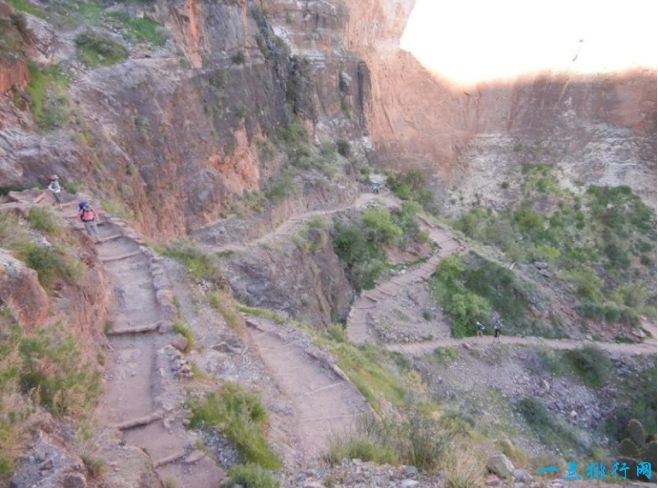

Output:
xmin=494 ymin=323 xmax=502 ymax=340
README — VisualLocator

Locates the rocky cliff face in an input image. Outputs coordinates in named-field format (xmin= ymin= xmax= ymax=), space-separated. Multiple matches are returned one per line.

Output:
xmin=1 ymin=0 xmax=654 ymax=233
xmin=339 ymin=0 xmax=656 ymax=208
xmin=0 ymin=0 xmax=370 ymax=238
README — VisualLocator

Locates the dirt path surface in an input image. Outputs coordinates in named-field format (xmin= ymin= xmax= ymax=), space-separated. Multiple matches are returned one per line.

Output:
xmin=59 ymin=204 xmax=224 ymax=487
xmin=342 ymin=211 xmax=657 ymax=357
xmin=346 ymin=219 xmax=465 ymax=344
xmin=244 ymin=315 xmax=372 ymax=462
xmin=202 ymin=192 xmax=399 ymax=254
xmin=386 ymin=335 xmax=657 ymax=357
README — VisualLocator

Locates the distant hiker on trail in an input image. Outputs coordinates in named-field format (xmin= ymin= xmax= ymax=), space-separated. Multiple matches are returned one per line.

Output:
xmin=47 ymin=175 xmax=62 ymax=206
xmin=476 ymin=321 xmax=485 ymax=337
xmin=494 ymin=322 xmax=502 ymax=340
xmin=79 ymin=201 xmax=100 ymax=243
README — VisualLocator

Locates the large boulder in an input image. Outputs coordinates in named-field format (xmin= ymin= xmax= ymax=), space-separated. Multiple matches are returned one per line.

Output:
xmin=486 ymin=453 xmax=515 ymax=479
xmin=0 ymin=249 xmax=49 ymax=329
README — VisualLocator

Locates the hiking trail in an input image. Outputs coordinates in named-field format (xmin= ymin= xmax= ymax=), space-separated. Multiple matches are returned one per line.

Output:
xmin=200 ymin=192 xmax=399 ymax=254
xmin=243 ymin=315 xmax=372 ymax=462
xmin=60 ymin=202 xmax=224 ymax=487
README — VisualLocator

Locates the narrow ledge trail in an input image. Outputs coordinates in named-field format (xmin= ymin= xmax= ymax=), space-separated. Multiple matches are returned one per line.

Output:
xmin=243 ymin=315 xmax=372 ymax=463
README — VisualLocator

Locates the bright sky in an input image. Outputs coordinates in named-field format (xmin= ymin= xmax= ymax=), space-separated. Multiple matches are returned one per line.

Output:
xmin=400 ymin=0 xmax=658 ymax=86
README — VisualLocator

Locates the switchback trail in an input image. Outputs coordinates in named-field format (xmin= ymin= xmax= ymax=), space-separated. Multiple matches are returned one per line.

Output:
xmin=343 ymin=210 xmax=656 ymax=357
xmin=346 ymin=219 xmax=465 ymax=344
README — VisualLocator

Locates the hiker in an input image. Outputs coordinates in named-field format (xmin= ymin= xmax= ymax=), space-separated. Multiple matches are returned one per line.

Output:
xmin=476 ymin=321 xmax=485 ymax=337
xmin=47 ymin=175 xmax=62 ymax=206
xmin=79 ymin=201 xmax=101 ymax=243
xmin=494 ymin=322 xmax=502 ymax=340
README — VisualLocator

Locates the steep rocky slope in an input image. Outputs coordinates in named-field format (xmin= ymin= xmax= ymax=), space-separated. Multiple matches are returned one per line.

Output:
xmin=1 ymin=0 xmax=656 ymax=486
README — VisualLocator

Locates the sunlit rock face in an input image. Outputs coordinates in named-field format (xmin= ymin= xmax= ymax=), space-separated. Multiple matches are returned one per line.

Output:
xmin=339 ymin=0 xmax=656 ymax=208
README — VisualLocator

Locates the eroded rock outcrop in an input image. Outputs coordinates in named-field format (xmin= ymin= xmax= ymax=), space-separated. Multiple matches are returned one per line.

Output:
xmin=222 ymin=234 xmax=353 ymax=327
xmin=0 ymin=249 xmax=49 ymax=329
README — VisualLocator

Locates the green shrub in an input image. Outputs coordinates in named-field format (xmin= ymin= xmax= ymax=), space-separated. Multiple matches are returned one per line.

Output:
xmin=18 ymin=326 xmax=101 ymax=416
xmin=208 ymin=292 xmax=245 ymax=332
xmin=25 ymin=63 xmax=70 ymax=130
xmin=563 ymin=346 xmax=610 ymax=388
xmin=109 ymin=13 xmax=167 ymax=46
xmin=75 ymin=31 xmax=128 ymax=67
xmin=161 ymin=241 xmax=223 ymax=282
xmin=27 ymin=207 xmax=58 ymax=234
xmin=336 ymin=139 xmax=351 ymax=158
xmin=7 ymin=0 xmax=46 ymax=18
xmin=563 ymin=267 xmax=603 ymax=302
xmin=223 ymin=463 xmax=279 ymax=488
xmin=327 ymin=437 xmax=397 ymax=465
xmin=235 ymin=304 xmax=286 ymax=324
xmin=387 ymin=170 xmax=433 ymax=209
xmin=326 ymin=410 xmax=447 ymax=471
xmin=13 ymin=242 xmax=80 ymax=289
xmin=188 ymin=383 xmax=280 ymax=469
xmin=361 ymin=206 xmax=403 ymax=244
xmin=63 ymin=180 xmax=83 ymax=194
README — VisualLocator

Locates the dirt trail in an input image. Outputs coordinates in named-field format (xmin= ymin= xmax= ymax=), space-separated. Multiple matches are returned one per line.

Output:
xmin=244 ymin=315 xmax=372 ymax=462
xmin=58 ymin=204 xmax=224 ymax=487
xmin=386 ymin=335 xmax=657 ymax=357
xmin=202 ymin=192 xmax=398 ymax=254
xmin=344 ymin=211 xmax=657 ymax=357
xmin=346 ymin=220 xmax=465 ymax=344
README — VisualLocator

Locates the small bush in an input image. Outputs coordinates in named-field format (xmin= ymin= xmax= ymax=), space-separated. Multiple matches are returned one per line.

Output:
xmin=161 ymin=241 xmax=223 ymax=283
xmin=442 ymin=445 xmax=485 ymax=488
xmin=208 ymin=292 xmax=245 ymax=332
xmin=188 ymin=383 xmax=280 ymax=469
xmin=75 ymin=31 xmax=128 ymax=67
xmin=63 ymin=180 xmax=82 ymax=194
xmin=109 ymin=13 xmax=167 ymax=46
xmin=231 ymin=51 xmax=245 ymax=64
xmin=336 ymin=139 xmax=351 ymax=158
xmin=327 ymin=437 xmax=397 ymax=465
xmin=563 ymin=346 xmax=610 ymax=388
xmin=387 ymin=170 xmax=434 ymax=209
xmin=516 ymin=397 xmax=582 ymax=451
xmin=223 ymin=463 xmax=279 ymax=488
xmin=81 ymin=455 xmax=106 ymax=479
xmin=326 ymin=411 xmax=447 ymax=471
xmin=235 ymin=304 xmax=285 ymax=324
xmin=27 ymin=207 xmax=58 ymax=234
xmin=18 ymin=326 xmax=101 ymax=416
xmin=26 ymin=63 xmax=70 ymax=130
xmin=13 ymin=242 xmax=79 ymax=289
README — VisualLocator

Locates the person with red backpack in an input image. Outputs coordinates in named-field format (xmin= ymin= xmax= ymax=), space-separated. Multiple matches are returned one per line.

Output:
xmin=79 ymin=201 xmax=100 ymax=243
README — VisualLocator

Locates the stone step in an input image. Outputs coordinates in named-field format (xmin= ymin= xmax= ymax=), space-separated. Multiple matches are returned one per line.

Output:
xmin=113 ymin=411 xmax=162 ymax=431
xmin=107 ymin=322 xmax=161 ymax=336
xmin=101 ymin=250 xmax=142 ymax=263
xmin=98 ymin=233 xmax=124 ymax=244
xmin=154 ymin=450 xmax=187 ymax=469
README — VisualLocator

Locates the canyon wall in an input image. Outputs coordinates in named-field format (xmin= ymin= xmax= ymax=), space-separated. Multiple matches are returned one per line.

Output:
xmin=0 ymin=0 xmax=370 ymax=238
xmin=0 ymin=0 xmax=655 ymax=238
xmin=340 ymin=0 xmax=657 ymax=209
